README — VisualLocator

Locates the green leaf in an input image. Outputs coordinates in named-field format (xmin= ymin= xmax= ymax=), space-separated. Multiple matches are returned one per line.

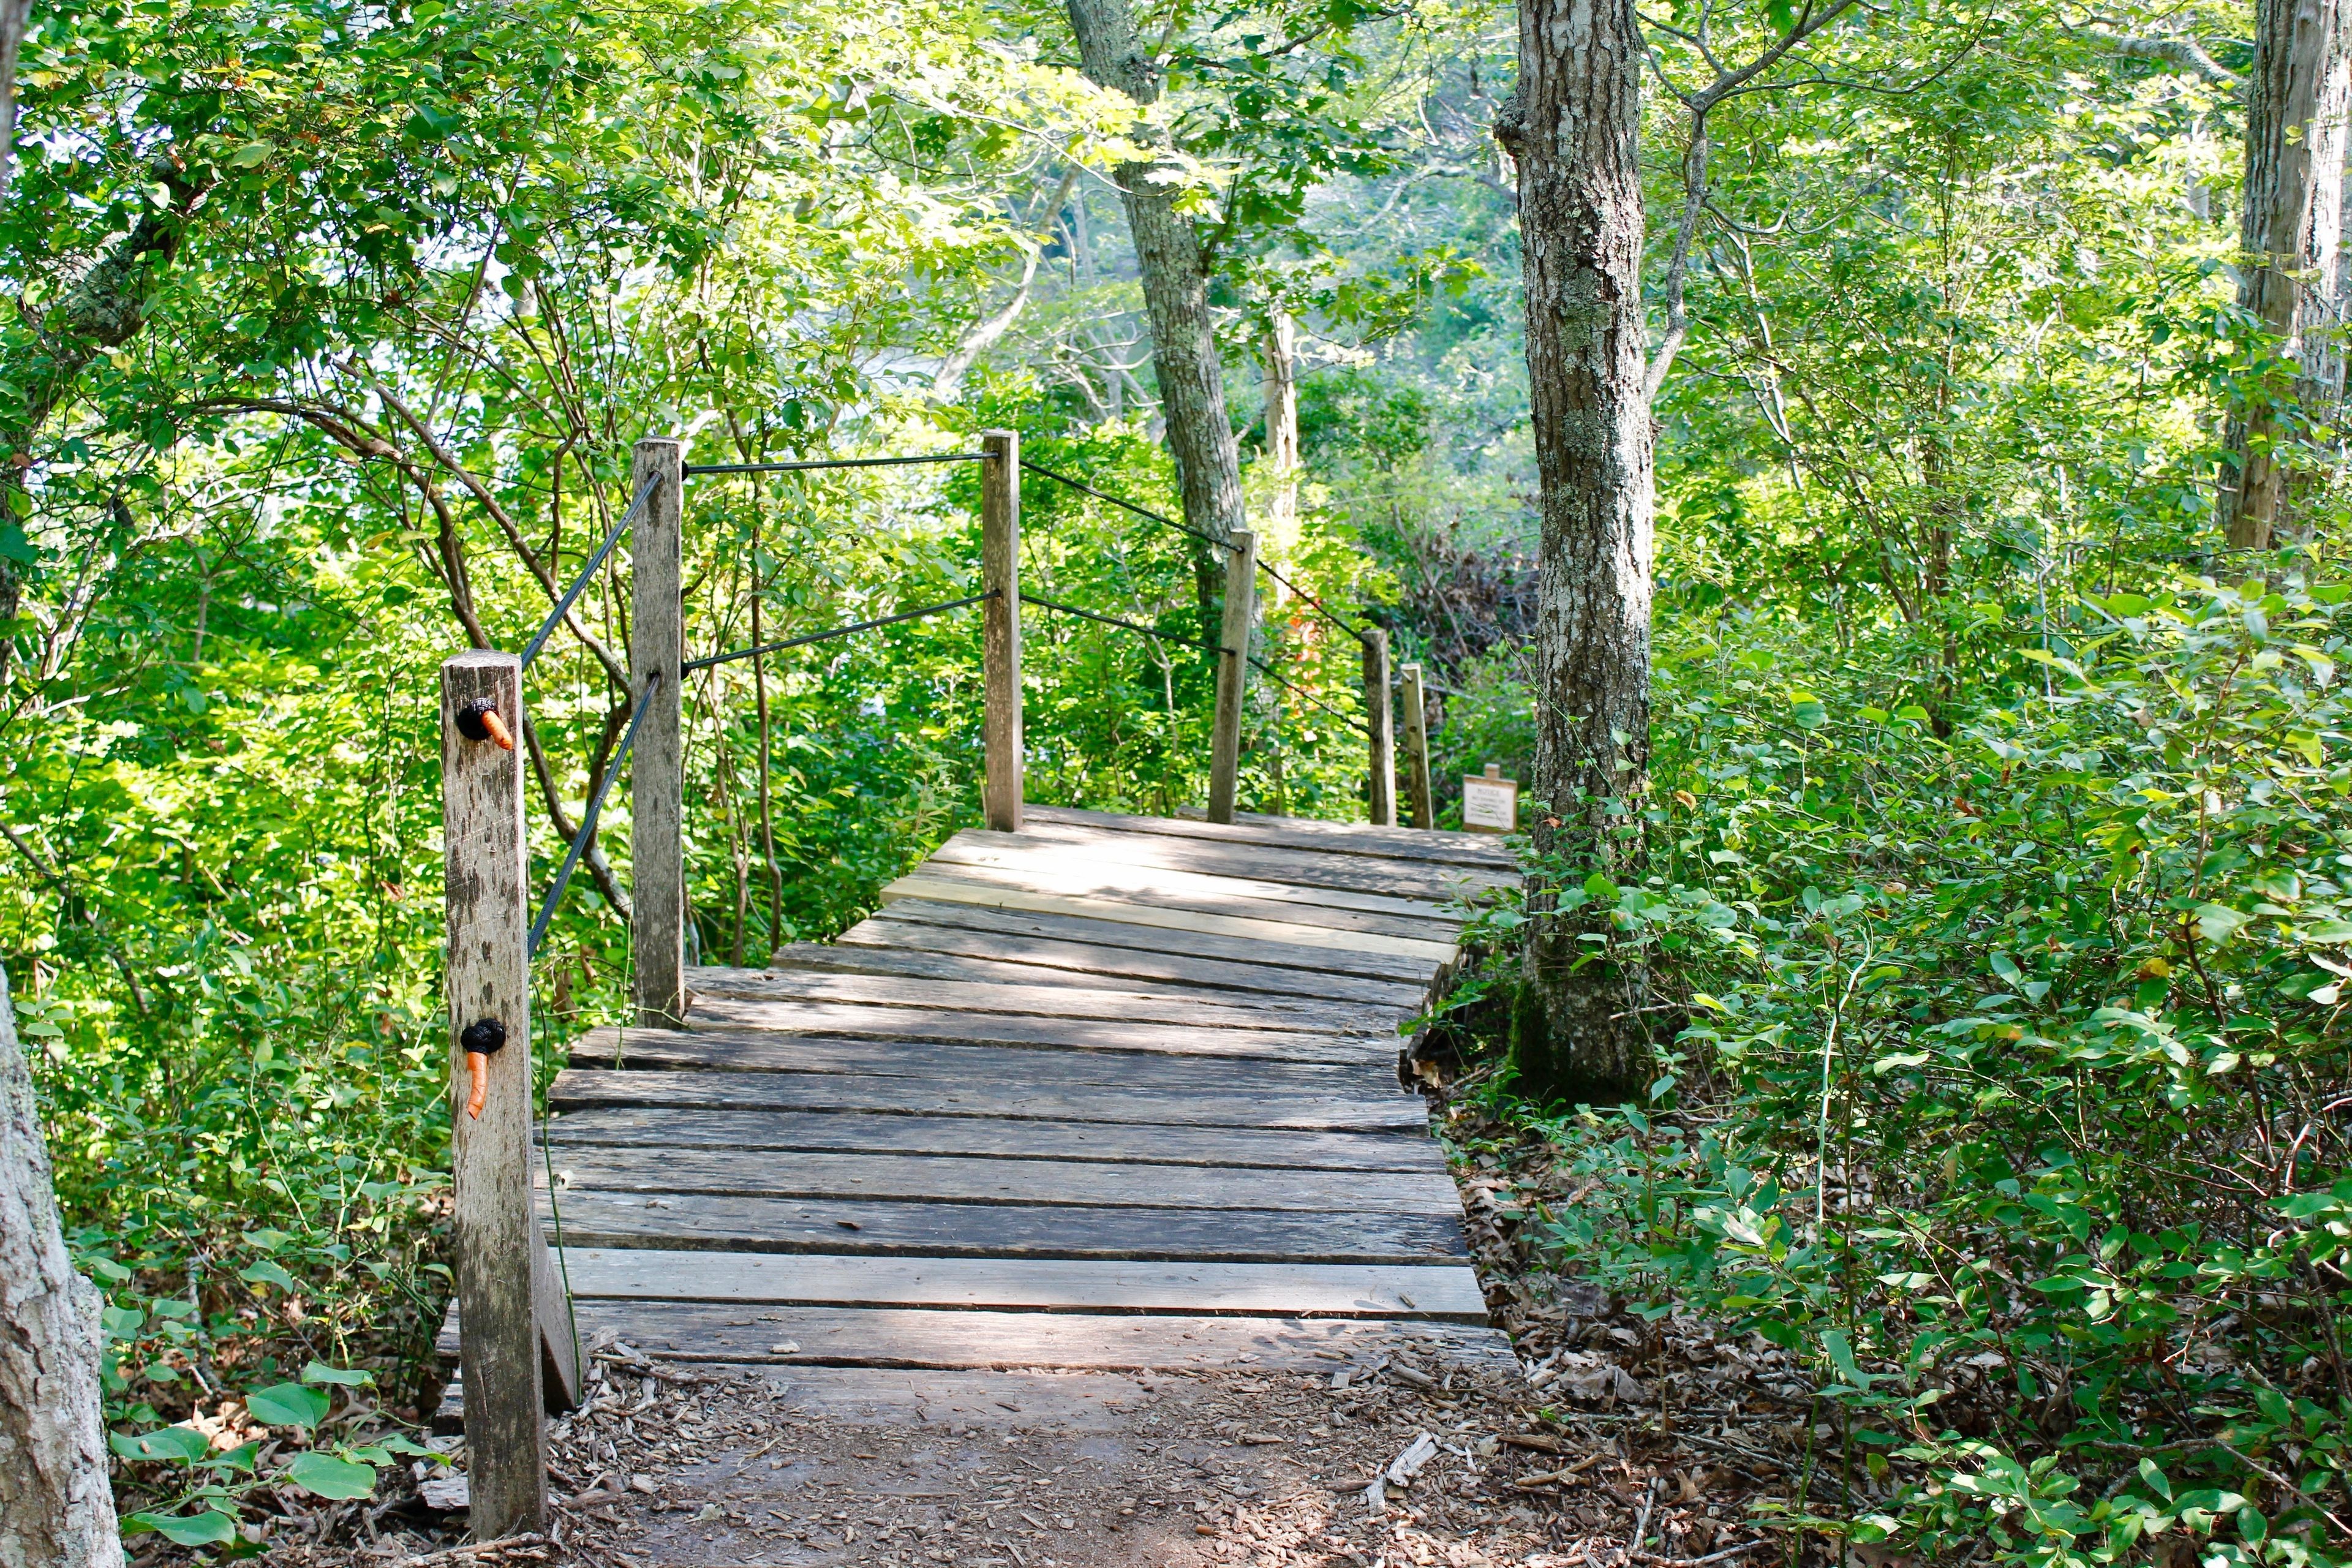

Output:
xmin=226 ymin=142 xmax=273 ymax=168
xmin=238 ymin=1259 xmax=297 ymax=1291
xmin=2195 ymin=903 xmax=2253 ymax=944
xmin=126 ymin=1509 xmax=238 ymax=1547
xmin=111 ymin=1425 xmax=213 ymax=1464
xmin=244 ymin=1382 xmax=331 ymax=1428
xmin=1822 ymin=1328 xmax=1877 ymax=1389
xmin=303 ymin=1360 xmax=375 ymax=1387
xmin=285 ymin=1452 xmax=379 ymax=1501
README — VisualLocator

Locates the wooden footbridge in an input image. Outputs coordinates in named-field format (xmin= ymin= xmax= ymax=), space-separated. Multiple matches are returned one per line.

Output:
xmin=434 ymin=434 xmax=1515 ymax=1536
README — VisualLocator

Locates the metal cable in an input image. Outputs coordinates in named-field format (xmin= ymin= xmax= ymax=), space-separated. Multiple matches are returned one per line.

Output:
xmin=1257 ymin=556 xmax=1369 ymax=642
xmin=527 ymin=671 xmax=660 ymax=961
xmin=1019 ymin=459 xmax=1227 ymax=549
xmin=684 ymin=453 xmax=987 ymax=477
xmin=520 ymin=472 xmax=660 ymax=673
xmin=682 ymin=592 xmax=994 ymax=673
xmin=1252 ymin=654 xmax=1373 ymax=736
xmin=1021 ymin=592 xmax=1219 ymax=652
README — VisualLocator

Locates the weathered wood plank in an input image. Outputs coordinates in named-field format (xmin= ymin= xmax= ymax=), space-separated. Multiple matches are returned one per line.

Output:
xmin=922 ymin=832 xmax=1468 ymax=921
xmin=1365 ymin=627 xmax=1396 ymax=828
xmin=533 ymin=1189 xmax=1468 ymax=1264
xmin=557 ymin=1246 xmax=1491 ymax=1321
xmin=865 ymin=897 xmax=1442 ymax=984
xmin=437 ymin=1302 xmax=1518 ymax=1376
xmin=568 ymin=1023 xmax=1388 ymax=1094
xmin=1207 ymin=529 xmax=1256 ymax=823
xmin=676 ymin=993 xmax=1387 ymax=1065
xmin=539 ymin=1146 xmax=1463 ymax=1213
xmin=537 ymin=1302 xmax=1515 ymax=1373
xmin=543 ymin=1106 xmax=1446 ymax=1170
xmin=905 ymin=850 xmax=1464 ymax=936
xmin=549 ymin=1068 xmax=1420 ymax=1133
xmin=1024 ymin=802 xmax=1514 ymax=869
xmin=837 ymin=913 xmax=1428 ymax=1004
xmin=880 ymin=875 xmax=1459 ymax=963
xmin=981 ymin=818 xmax=1507 ymax=900
xmin=685 ymin=964 xmax=1385 ymax=1036
xmin=758 ymin=941 xmax=1411 ymax=1023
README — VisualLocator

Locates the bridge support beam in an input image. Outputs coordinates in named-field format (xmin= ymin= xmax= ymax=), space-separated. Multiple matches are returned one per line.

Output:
xmin=1362 ymin=628 xmax=1395 ymax=827
xmin=981 ymin=429 xmax=1023 ymax=832
xmin=631 ymin=435 xmax=686 ymax=1028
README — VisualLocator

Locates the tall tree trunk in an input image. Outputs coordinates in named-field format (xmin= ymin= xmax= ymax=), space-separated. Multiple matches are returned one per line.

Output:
xmin=1258 ymin=309 xmax=1302 ymax=576
xmin=1 ymin=965 xmax=126 ymax=1568
xmin=1495 ymin=0 xmax=1654 ymax=1104
xmin=2228 ymin=0 xmax=2352 ymax=549
xmin=1063 ymin=0 xmax=1248 ymax=613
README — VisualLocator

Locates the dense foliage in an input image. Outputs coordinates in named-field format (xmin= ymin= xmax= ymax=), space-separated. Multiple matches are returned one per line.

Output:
xmin=4 ymin=0 xmax=2346 ymax=1559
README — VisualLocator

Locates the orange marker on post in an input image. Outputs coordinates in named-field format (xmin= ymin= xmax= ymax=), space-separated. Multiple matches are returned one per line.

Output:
xmin=458 ymin=698 xmax=516 ymax=751
xmin=460 ymin=1018 xmax=507 ymax=1119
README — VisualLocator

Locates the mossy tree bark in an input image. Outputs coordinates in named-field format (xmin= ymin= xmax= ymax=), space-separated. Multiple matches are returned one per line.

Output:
xmin=1496 ymin=0 xmax=1654 ymax=1104
xmin=1 ymin=965 xmax=126 ymax=1568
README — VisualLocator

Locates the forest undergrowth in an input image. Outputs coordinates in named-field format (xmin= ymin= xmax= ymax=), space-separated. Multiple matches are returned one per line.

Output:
xmin=1427 ymin=556 xmax=2352 ymax=1566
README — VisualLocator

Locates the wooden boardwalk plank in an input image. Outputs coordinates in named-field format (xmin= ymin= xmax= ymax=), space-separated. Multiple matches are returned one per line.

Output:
xmin=898 ymin=855 xmax=1463 ymax=940
xmin=986 ymin=820 xmax=1513 ymax=900
xmin=542 ymin=1107 xmax=1447 ymax=1171
xmin=686 ymin=963 xmax=1387 ymax=1035
xmin=503 ymin=1303 xmax=1515 ymax=1373
xmin=631 ymin=998 xmax=1389 ymax=1065
xmin=930 ymin=832 xmax=1472 ymax=921
xmin=549 ymin=1068 xmax=1417 ymax=1133
xmin=568 ymin=1025 xmax=1391 ymax=1095
xmin=1025 ymin=804 xmax=1515 ymax=869
xmin=758 ymin=941 xmax=1408 ymax=1025
xmin=540 ymin=1147 xmax=1463 ymax=1212
xmin=837 ymin=915 xmax=1427 ymax=1005
xmin=880 ymin=876 xmax=1459 ymax=963
xmin=864 ymin=898 xmax=1441 ymax=985
xmin=535 ymin=1190 xmax=1469 ymax=1264
xmin=556 ymin=1246 xmax=1491 ymax=1321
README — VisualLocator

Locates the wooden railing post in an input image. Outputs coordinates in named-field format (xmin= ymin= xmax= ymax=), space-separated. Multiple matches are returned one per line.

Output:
xmin=630 ymin=436 xmax=685 ymax=1028
xmin=441 ymin=650 xmax=546 ymax=1538
xmin=1362 ymin=628 xmax=1395 ymax=827
xmin=981 ymin=429 xmax=1023 ymax=833
xmin=1400 ymin=660 xmax=1433 ymax=829
xmin=1207 ymin=530 xmax=1257 ymax=824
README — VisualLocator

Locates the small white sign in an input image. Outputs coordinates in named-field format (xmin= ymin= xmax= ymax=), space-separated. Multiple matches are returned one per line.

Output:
xmin=1461 ymin=766 xmax=1517 ymax=833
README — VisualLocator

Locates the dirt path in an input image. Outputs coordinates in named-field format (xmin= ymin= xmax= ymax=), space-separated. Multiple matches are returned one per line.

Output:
xmin=277 ymin=1333 xmax=1783 ymax=1568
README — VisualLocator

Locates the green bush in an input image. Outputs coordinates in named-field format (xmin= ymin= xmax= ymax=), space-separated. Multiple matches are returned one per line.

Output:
xmin=1454 ymin=562 xmax=2352 ymax=1565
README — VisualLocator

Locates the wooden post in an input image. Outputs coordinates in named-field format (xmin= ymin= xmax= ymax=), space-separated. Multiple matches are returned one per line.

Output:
xmin=1362 ymin=628 xmax=1395 ymax=827
xmin=981 ymin=429 xmax=1023 ymax=833
xmin=441 ymin=650 xmax=546 ymax=1538
xmin=1400 ymin=661 xmax=1433 ymax=830
xmin=1207 ymin=530 xmax=1257 ymax=824
xmin=630 ymin=436 xmax=685 ymax=1028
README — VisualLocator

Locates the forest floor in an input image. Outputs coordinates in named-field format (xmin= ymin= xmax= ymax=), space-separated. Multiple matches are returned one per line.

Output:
xmin=251 ymin=1086 xmax=1859 ymax=1568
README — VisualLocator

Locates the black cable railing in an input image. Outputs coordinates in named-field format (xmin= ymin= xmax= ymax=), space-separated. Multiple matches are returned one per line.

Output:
xmin=520 ymin=471 xmax=661 ymax=673
xmin=1253 ymin=653 xmax=1373 ymax=736
xmin=1021 ymin=592 xmax=1218 ymax=652
xmin=682 ymin=591 xmax=996 ymax=674
xmin=684 ymin=453 xmax=987 ymax=477
xmin=1018 ymin=459 xmax=1369 ymax=646
xmin=527 ymin=671 xmax=660 ymax=960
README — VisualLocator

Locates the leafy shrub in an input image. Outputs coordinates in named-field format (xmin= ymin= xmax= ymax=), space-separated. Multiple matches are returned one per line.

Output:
xmin=1453 ymin=562 xmax=2352 ymax=1564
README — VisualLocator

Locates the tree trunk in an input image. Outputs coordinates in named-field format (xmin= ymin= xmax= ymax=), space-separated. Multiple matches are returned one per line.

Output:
xmin=1 ymin=965 xmax=126 ymax=1568
xmin=2228 ymin=0 xmax=2352 ymax=549
xmin=1259 ymin=309 xmax=1302 ymax=573
xmin=1063 ymin=0 xmax=1248 ymax=608
xmin=1495 ymin=0 xmax=1654 ymax=1104
xmin=0 ymin=0 xmax=30 ymax=202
